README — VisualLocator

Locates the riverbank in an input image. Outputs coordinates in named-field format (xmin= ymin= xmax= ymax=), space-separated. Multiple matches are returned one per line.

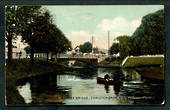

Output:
xmin=99 ymin=57 xmax=122 ymax=67
xmin=135 ymin=66 xmax=164 ymax=80
xmin=121 ymin=55 xmax=164 ymax=67
xmin=6 ymin=58 xmax=72 ymax=105
xmin=120 ymin=55 xmax=164 ymax=80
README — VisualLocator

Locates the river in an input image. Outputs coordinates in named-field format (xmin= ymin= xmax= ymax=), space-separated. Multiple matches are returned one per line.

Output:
xmin=16 ymin=67 xmax=164 ymax=105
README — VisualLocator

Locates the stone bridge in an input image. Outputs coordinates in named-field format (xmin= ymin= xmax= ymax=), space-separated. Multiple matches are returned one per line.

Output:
xmin=52 ymin=57 xmax=98 ymax=65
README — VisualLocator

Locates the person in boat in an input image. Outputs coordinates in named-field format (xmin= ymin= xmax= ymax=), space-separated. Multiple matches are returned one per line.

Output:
xmin=113 ymin=71 xmax=121 ymax=81
xmin=104 ymin=74 xmax=111 ymax=80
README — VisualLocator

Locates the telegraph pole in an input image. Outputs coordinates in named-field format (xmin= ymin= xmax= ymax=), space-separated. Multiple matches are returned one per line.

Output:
xmin=92 ymin=36 xmax=94 ymax=54
xmin=108 ymin=31 xmax=110 ymax=55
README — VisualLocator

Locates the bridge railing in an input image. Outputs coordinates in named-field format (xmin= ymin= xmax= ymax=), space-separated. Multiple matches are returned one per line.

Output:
xmin=56 ymin=53 xmax=107 ymax=58
xmin=53 ymin=53 xmax=112 ymax=62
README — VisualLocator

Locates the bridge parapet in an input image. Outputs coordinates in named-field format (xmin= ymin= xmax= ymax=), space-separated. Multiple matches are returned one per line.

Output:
xmin=56 ymin=54 xmax=109 ymax=61
xmin=52 ymin=54 xmax=112 ymax=63
xmin=54 ymin=57 xmax=98 ymax=65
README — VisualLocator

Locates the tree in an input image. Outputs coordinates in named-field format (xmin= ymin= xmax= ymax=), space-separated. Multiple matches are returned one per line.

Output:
xmin=22 ymin=11 xmax=72 ymax=61
xmin=132 ymin=9 xmax=164 ymax=55
xmin=93 ymin=47 xmax=99 ymax=53
xmin=5 ymin=6 xmax=41 ymax=64
xmin=107 ymin=9 xmax=164 ymax=60
xmin=79 ymin=42 xmax=92 ymax=53
xmin=109 ymin=43 xmax=119 ymax=55
xmin=40 ymin=23 xmax=72 ymax=60
xmin=24 ymin=46 xmax=31 ymax=54
xmin=115 ymin=35 xmax=132 ymax=59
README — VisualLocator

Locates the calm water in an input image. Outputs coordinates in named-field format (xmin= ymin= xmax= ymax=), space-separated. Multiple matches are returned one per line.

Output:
xmin=17 ymin=67 xmax=164 ymax=105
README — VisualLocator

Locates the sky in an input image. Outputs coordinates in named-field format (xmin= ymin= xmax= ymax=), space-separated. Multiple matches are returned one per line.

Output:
xmin=18 ymin=5 xmax=164 ymax=50
xmin=44 ymin=5 xmax=164 ymax=50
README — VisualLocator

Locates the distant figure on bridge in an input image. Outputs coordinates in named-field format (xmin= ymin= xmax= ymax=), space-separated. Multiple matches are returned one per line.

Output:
xmin=104 ymin=74 xmax=111 ymax=80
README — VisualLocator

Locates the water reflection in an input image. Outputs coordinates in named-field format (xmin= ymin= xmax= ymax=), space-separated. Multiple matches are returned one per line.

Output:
xmin=16 ymin=67 xmax=164 ymax=105
xmin=73 ymin=68 xmax=98 ymax=79
xmin=17 ymin=72 xmax=71 ymax=104
xmin=17 ymin=82 xmax=32 ymax=103
xmin=121 ymin=68 xmax=164 ymax=104
xmin=113 ymin=85 xmax=120 ymax=96
xmin=122 ymin=69 xmax=141 ymax=81
xmin=104 ymin=85 xmax=109 ymax=93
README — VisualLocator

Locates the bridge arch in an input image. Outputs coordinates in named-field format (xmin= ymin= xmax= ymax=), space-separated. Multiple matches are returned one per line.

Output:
xmin=53 ymin=58 xmax=98 ymax=65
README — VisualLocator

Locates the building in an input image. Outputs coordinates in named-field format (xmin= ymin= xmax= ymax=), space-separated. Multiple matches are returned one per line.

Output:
xmin=5 ymin=48 xmax=51 ymax=59
xmin=5 ymin=48 xmax=27 ymax=59
xmin=5 ymin=36 xmax=50 ymax=59
xmin=74 ymin=45 xmax=80 ymax=53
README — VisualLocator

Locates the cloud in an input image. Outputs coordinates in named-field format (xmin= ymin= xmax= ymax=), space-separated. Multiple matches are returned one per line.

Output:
xmin=66 ymin=30 xmax=91 ymax=48
xmin=66 ymin=16 xmax=141 ymax=50
xmin=66 ymin=30 xmax=114 ymax=50
xmin=131 ymin=19 xmax=141 ymax=32
xmin=97 ymin=16 xmax=141 ymax=36
xmin=66 ymin=30 xmax=106 ymax=49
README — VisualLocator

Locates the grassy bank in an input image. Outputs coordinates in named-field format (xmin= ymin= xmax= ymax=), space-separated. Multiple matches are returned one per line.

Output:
xmin=72 ymin=61 xmax=87 ymax=66
xmin=99 ymin=57 xmax=122 ymax=65
xmin=6 ymin=58 xmax=71 ymax=105
xmin=122 ymin=56 xmax=164 ymax=67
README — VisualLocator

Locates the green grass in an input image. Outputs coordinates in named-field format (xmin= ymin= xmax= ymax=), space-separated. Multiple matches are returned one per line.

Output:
xmin=122 ymin=56 xmax=164 ymax=67
xmin=99 ymin=60 xmax=108 ymax=64
xmin=6 ymin=58 xmax=71 ymax=105
xmin=99 ymin=57 xmax=122 ymax=65
xmin=72 ymin=61 xmax=86 ymax=66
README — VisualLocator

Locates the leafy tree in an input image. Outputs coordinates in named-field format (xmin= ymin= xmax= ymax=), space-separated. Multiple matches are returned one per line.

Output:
xmin=21 ymin=11 xmax=50 ymax=62
xmin=21 ymin=12 xmax=47 ymax=63
xmin=22 ymin=11 xmax=72 ymax=61
xmin=109 ymin=43 xmax=119 ymax=55
xmin=5 ymin=6 xmax=41 ymax=63
xmin=80 ymin=42 xmax=92 ymax=53
xmin=132 ymin=9 xmax=164 ymax=55
xmin=24 ymin=46 xmax=31 ymax=54
xmin=108 ymin=9 xmax=164 ymax=60
xmin=40 ymin=23 xmax=72 ymax=60
xmin=115 ymin=35 xmax=132 ymax=59
xmin=93 ymin=47 xmax=99 ymax=53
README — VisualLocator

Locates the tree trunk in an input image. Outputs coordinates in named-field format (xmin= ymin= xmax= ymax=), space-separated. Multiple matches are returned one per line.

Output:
xmin=7 ymin=35 xmax=13 ymax=64
xmin=30 ymin=45 xmax=34 ymax=63
xmin=46 ymin=52 xmax=49 ymax=61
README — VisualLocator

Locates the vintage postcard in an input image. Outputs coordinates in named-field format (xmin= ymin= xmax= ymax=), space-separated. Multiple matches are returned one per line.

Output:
xmin=5 ymin=5 xmax=165 ymax=105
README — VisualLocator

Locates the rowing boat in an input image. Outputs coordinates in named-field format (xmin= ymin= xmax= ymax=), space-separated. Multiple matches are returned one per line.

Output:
xmin=97 ymin=77 xmax=123 ymax=85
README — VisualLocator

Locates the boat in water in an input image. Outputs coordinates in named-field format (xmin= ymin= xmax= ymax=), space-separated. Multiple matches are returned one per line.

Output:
xmin=97 ymin=77 xmax=123 ymax=85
